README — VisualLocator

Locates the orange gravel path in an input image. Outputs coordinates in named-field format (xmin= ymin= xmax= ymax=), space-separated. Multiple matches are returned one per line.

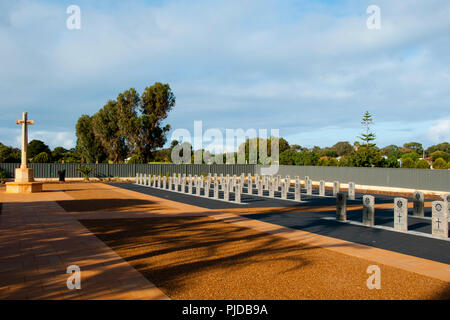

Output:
xmin=80 ymin=216 xmax=450 ymax=300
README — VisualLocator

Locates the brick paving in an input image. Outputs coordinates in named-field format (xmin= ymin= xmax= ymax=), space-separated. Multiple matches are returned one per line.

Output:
xmin=0 ymin=182 xmax=449 ymax=299
xmin=0 ymin=186 xmax=168 ymax=300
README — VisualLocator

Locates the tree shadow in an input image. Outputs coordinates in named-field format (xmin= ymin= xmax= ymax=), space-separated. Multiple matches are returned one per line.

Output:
xmin=56 ymin=198 xmax=157 ymax=212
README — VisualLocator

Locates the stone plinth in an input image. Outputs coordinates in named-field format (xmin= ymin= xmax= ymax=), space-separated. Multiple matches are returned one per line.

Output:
xmin=5 ymin=167 xmax=43 ymax=193
xmin=5 ymin=181 xmax=43 ymax=193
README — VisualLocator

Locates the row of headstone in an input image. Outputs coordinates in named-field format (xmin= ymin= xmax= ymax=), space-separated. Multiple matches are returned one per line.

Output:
xmin=135 ymin=173 xmax=245 ymax=203
xmin=341 ymin=193 xmax=449 ymax=239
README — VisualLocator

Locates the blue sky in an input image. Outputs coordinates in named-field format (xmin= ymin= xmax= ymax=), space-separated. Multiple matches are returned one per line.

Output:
xmin=0 ymin=0 xmax=449 ymax=150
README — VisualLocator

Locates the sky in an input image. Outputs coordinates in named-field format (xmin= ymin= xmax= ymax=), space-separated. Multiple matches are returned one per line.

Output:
xmin=0 ymin=0 xmax=449 ymax=151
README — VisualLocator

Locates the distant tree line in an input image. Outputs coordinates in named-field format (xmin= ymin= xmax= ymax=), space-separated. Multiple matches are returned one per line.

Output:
xmin=0 ymin=110 xmax=449 ymax=170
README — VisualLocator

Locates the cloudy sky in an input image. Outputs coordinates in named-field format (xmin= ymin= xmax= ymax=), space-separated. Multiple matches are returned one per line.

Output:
xmin=0 ymin=0 xmax=449 ymax=151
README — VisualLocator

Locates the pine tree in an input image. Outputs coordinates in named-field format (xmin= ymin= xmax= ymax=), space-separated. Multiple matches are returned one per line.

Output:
xmin=358 ymin=111 xmax=376 ymax=147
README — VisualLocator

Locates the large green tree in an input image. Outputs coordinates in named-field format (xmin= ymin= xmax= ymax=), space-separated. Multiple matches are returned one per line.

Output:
xmin=75 ymin=115 xmax=106 ymax=163
xmin=92 ymin=100 xmax=128 ymax=163
xmin=87 ymin=83 xmax=175 ymax=163
xmin=358 ymin=111 xmax=376 ymax=147
xmin=136 ymin=83 xmax=175 ymax=162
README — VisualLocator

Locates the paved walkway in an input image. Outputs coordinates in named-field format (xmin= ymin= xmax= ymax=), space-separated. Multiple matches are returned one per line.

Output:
xmin=0 ymin=189 xmax=168 ymax=300
xmin=1 ymin=182 xmax=449 ymax=299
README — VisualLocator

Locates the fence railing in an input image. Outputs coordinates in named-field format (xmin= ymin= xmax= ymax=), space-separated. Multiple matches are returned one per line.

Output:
xmin=0 ymin=163 xmax=257 ymax=179
xmin=0 ymin=163 xmax=448 ymax=192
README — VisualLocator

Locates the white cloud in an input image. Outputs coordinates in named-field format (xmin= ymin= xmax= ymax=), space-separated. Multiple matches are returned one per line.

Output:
xmin=0 ymin=0 xmax=449 ymax=149
xmin=427 ymin=117 xmax=450 ymax=143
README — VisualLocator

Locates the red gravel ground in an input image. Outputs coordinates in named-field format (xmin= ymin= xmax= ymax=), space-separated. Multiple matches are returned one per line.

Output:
xmin=80 ymin=216 xmax=450 ymax=300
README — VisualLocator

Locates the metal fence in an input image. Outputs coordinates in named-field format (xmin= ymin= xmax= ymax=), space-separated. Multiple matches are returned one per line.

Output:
xmin=0 ymin=163 xmax=448 ymax=192
xmin=256 ymin=165 xmax=450 ymax=192
xmin=0 ymin=163 xmax=257 ymax=179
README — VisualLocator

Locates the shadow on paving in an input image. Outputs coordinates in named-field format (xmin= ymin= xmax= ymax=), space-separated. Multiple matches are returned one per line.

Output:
xmin=0 ymin=212 xmax=153 ymax=300
xmin=80 ymin=217 xmax=450 ymax=300
xmin=80 ymin=217 xmax=314 ymax=299
xmin=241 ymin=209 xmax=450 ymax=264
xmin=56 ymin=198 xmax=158 ymax=212
xmin=110 ymin=182 xmax=401 ymax=209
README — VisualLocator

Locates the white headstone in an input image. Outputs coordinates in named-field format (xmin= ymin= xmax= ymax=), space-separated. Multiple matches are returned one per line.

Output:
xmin=294 ymin=178 xmax=301 ymax=201
xmin=319 ymin=180 xmax=325 ymax=196
xmin=394 ymin=198 xmax=408 ymax=232
xmin=214 ymin=180 xmax=219 ymax=199
xmin=306 ymin=179 xmax=312 ymax=195
xmin=281 ymin=181 xmax=287 ymax=199
xmin=336 ymin=192 xmax=347 ymax=221
xmin=432 ymin=201 xmax=449 ymax=239
xmin=248 ymin=174 xmax=253 ymax=194
xmin=413 ymin=191 xmax=424 ymax=217
xmin=362 ymin=195 xmax=375 ymax=226
xmin=269 ymin=179 xmax=274 ymax=197
xmin=348 ymin=182 xmax=355 ymax=200
xmin=235 ymin=186 xmax=241 ymax=203
xmin=223 ymin=182 xmax=229 ymax=201
xmin=258 ymin=179 xmax=263 ymax=196
xmin=333 ymin=181 xmax=340 ymax=197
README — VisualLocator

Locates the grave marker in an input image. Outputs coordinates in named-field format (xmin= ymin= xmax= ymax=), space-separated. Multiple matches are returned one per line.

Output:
xmin=333 ymin=181 xmax=340 ymax=197
xmin=413 ymin=191 xmax=424 ymax=217
xmin=362 ymin=195 xmax=375 ymax=226
xmin=214 ymin=180 xmax=219 ymax=199
xmin=319 ymin=180 xmax=325 ymax=196
xmin=432 ymin=201 xmax=449 ymax=239
xmin=223 ymin=182 xmax=229 ymax=201
xmin=269 ymin=179 xmax=274 ymax=197
xmin=336 ymin=192 xmax=347 ymax=221
xmin=394 ymin=198 xmax=408 ymax=232
xmin=281 ymin=181 xmax=287 ymax=199
xmin=235 ymin=186 xmax=241 ymax=203
xmin=348 ymin=182 xmax=355 ymax=200
xmin=306 ymin=179 xmax=312 ymax=195
xmin=294 ymin=179 xmax=301 ymax=201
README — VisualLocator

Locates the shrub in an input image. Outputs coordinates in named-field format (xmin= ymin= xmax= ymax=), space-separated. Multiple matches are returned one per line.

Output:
xmin=401 ymin=158 xmax=415 ymax=168
xmin=433 ymin=158 xmax=448 ymax=169
xmin=0 ymin=169 xmax=6 ymax=183
xmin=401 ymin=152 xmax=420 ymax=162
xmin=32 ymin=152 xmax=51 ymax=163
xmin=127 ymin=155 xmax=143 ymax=164
xmin=384 ymin=155 xmax=400 ymax=168
xmin=328 ymin=158 xmax=339 ymax=166
xmin=317 ymin=157 xmax=329 ymax=166
xmin=415 ymin=159 xmax=430 ymax=169
xmin=431 ymin=151 xmax=450 ymax=162
xmin=77 ymin=166 xmax=94 ymax=181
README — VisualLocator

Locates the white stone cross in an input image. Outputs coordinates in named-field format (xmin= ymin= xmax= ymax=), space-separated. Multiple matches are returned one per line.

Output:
xmin=16 ymin=112 xmax=34 ymax=169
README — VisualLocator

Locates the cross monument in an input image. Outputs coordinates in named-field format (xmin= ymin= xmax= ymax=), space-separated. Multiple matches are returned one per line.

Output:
xmin=5 ymin=112 xmax=43 ymax=193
